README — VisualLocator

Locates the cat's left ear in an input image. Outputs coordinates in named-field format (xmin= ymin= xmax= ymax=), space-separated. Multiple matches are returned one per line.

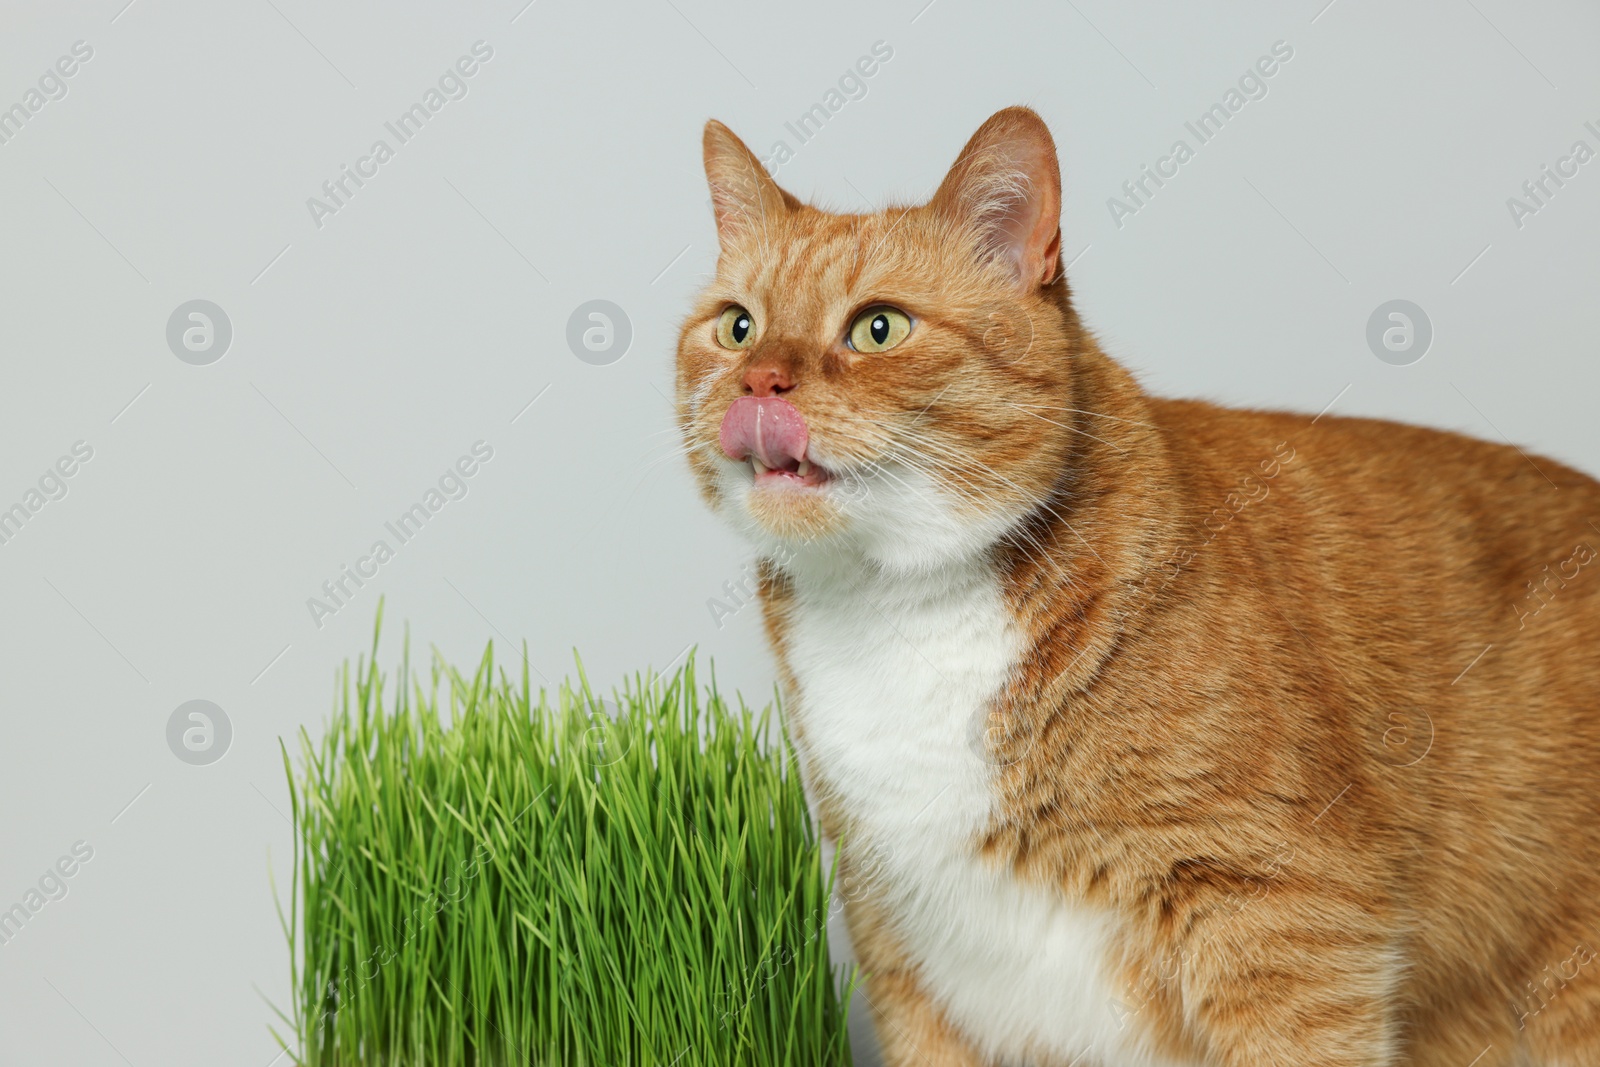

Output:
xmin=931 ymin=107 xmax=1063 ymax=290
xmin=703 ymin=119 xmax=799 ymax=247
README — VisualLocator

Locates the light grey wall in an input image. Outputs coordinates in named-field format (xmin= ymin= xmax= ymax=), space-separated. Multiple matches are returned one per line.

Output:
xmin=1 ymin=1 xmax=1596 ymax=1063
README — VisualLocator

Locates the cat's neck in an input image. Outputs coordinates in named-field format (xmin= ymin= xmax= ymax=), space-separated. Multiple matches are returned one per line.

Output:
xmin=991 ymin=337 xmax=1183 ymax=695
xmin=779 ymin=336 xmax=1177 ymax=684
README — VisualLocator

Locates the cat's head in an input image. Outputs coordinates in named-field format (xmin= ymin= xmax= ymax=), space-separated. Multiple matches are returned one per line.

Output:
xmin=676 ymin=107 xmax=1081 ymax=572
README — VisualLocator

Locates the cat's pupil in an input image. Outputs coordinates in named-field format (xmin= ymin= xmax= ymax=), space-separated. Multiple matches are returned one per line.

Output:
xmin=733 ymin=316 xmax=749 ymax=342
xmin=871 ymin=315 xmax=888 ymax=344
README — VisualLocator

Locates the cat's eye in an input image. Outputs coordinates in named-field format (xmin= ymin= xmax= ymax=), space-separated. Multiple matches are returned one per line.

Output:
xmin=715 ymin=305 xmax=755 ymax=350
xmin=848 ymin=306 xmax=912 ymax=354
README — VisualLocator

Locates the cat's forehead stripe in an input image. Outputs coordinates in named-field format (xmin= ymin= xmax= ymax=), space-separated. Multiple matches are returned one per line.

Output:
xmin=741 ymin=217 xmax=901 ymax=311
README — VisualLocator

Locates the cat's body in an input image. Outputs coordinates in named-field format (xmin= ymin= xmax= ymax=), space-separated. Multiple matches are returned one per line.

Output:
xmin=678 ymin=107 xmax=1600 ymax=1065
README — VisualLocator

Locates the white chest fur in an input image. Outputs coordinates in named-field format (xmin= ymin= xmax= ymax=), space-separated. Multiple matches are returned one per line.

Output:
xmin=782 ymin=554 xmax=1188 ymax=1067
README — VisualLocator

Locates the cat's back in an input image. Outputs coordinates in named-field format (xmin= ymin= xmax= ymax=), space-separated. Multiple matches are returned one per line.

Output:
xmin=1148 ymin=395 xmax=1600 ymax=590
xmin=1144 ymin=395 xmax=1600 ymax=1029
xmin=1145 ymin=393 xmax=1600 ymax=752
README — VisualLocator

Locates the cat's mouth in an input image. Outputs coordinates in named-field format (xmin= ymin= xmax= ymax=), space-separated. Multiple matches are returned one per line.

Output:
xmin=719 ymin=396 xmax=830 ymax=490
xmin=748 ymin=453 xmax=829 ymax=487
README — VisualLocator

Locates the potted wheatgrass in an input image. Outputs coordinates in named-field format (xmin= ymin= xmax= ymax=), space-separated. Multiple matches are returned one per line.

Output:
xmin=273 ymin=610 xmax=855 ymax=1065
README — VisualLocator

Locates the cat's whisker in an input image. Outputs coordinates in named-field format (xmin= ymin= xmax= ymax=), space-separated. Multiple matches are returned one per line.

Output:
xmin=1006 ymin=404 xmax=1129 ymax=455
xmin=633 ymin=446 xmax=698 ymax=475
xmin=795 ymin=422 xmax=1000 ymax=523
xmin=645 ymin=424 xmax=686 ymax=438
xmin=819 ymin=413 xmax=1107 ymax=572
xmin=1007 ymin=402 xmax=1156 ymax=430
xmin=897 ymin=432 xmax=1107 ymax=568
xmin=853 ymin=433 xmax=1093 ymax=593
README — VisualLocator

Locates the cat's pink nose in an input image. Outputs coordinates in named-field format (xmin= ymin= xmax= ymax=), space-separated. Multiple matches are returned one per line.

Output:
xmin=743 ymin=362 xmax=793 ymax=397
xmin=720 ymin=396 xmax=809 ymax=468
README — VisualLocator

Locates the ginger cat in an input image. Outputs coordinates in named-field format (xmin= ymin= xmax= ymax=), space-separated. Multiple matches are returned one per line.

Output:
xmin=675 ymin=106 xmax=1600 ymax=1066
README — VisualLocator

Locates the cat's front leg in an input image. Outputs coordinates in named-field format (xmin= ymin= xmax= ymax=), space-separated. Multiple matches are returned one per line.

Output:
xmin=840 ymin=871 xmax=989 ymax=1067
xmin=857 ymin=962 xmax=989 ymax=1067
xmin=1170 ymin=887 xmax=1402 ymax=1067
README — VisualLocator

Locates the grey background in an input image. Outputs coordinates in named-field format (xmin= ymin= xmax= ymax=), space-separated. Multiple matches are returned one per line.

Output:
xmin=1 ymin=0 xmax=1596 ymax=1063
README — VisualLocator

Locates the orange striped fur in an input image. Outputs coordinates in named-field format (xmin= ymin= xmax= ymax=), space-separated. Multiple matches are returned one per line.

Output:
xmin=676 ymin=107 xmax=1600 ymax=1066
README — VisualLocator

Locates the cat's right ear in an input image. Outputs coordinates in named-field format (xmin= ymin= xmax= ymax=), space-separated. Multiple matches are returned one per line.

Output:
xmin=931 ymin=107 xmax=1063 ymax=291
xmin=703 ymin=120 xmax=795 ymax=246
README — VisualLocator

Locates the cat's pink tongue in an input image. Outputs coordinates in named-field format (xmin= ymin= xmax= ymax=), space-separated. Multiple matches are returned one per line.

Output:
xmin=720 ymin=396 xmax=809 ymax=469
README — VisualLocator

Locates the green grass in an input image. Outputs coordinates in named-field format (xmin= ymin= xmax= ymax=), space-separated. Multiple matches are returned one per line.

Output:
xmin=274 ymin=611 xmax=855 ymax=1066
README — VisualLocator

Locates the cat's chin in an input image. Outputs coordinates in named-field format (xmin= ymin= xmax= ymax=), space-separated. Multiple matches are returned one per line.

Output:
xmin=712 ymin=451 xmax=1025 ymax=572
xmin=740 ymin=479 xmax=845 ymax=543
